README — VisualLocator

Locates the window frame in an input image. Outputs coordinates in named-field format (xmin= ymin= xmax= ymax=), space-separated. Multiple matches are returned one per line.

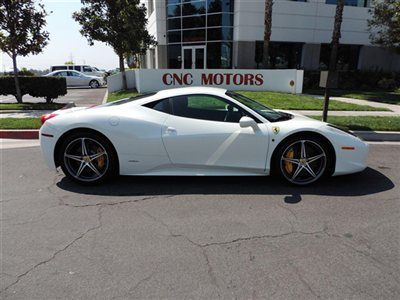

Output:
xmin=143 ymin=93 xmax=262 ymax=123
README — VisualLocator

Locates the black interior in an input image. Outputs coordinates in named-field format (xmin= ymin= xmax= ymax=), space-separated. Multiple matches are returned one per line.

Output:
xmin=172 ymin=95 xmax=244 ymax=123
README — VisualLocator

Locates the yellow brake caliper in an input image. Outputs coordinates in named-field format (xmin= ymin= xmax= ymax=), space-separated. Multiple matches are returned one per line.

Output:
xmin=284 ymin=148 xmax=294 ymax=174
xmin=96 ymin=147 xmax=105 ymax=169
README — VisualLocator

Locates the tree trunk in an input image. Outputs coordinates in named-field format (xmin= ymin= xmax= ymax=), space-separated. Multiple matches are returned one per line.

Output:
xmin=119 ymin=54 xmax=128 ymax=90
xmin=263 ymin=0 xmax=273 ymax=69
xmin=12 ymin=53 xmax=22 ymax=103
xmin=322 ymin=0 xmax=344 ymax=122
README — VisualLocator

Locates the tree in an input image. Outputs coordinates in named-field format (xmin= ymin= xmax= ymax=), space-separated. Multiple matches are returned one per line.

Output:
xmin=0 ymin=0 xmax=49 ymax=103
xmin=73 ymin=0 xmax=156 ymax=90
xmin=322 ymin=0 xmax=345 ymax=122
xmin=263 ymin=0 xmax=273 ymax=68
xmin=368 ymin=0 xmax=400 ymax=53
xmin=65 ymin=61 xmax=74 ymax=65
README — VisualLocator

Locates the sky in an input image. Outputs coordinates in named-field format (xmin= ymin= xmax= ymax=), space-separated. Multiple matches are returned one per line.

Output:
xmin=1 ymin=0 xmax=119 ymax=71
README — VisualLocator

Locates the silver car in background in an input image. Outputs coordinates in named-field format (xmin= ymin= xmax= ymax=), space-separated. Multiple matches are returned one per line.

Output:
xmin=44 ymin=70 xmax=105 ymax=88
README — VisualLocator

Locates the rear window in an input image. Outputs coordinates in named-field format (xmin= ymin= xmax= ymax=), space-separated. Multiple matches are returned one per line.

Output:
xmin=143 ymin=99 xmax=170 ymax=114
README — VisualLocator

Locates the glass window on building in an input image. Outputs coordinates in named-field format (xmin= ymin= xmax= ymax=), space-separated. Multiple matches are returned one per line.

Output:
xmin=254 ymin=41 xmax=303 ymax=69
xmin=167 ymin=44 xmax=182 ymax=68
xmin=207 ymin=13 xmax=233 ymax=27
xmin=168 ymin=18 xmax=181 ymax=30
xmin=325 ymin=0 xmax=371 ymax=7
xmin=167 ymin=4 xmax=181 ymax=17
xmin=207 ymin=0 xmax=234 ymax=13
xmin=182 ymin=16 xmax=206 ymax=29
xmin=182 ymin=1 xmax=206 ymax=16
xmin=207 ymin=27 xmax=233 ymax=41
xmin=207 ymin=42 xmax=232 ymax=68
xmin=319 ymin=44 xmax=361 ymax=70
xmin=166 ymin=0 xmax=234 ymax=69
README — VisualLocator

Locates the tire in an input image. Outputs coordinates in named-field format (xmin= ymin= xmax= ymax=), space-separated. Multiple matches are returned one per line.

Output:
xmin=273 ymin=134 xmax=333 ymax=186
xmin=58 ymin=131 xmax=117 ymax=185
xmin=89 ymin=80 xmax=100 ymax=89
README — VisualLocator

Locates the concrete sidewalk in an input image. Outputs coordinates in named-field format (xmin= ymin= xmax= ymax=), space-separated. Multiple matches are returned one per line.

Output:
xmin=298 ymin=110 xmax=398 ymax=116
xmin=308 ymin=95 xmax=400 ymax=116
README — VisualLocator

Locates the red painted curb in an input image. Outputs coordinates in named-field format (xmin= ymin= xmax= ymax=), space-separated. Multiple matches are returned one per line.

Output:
xmin=0 ymin=130 xmax=39 ymax=139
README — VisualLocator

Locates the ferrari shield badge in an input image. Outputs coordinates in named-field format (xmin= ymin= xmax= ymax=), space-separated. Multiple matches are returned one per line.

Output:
xmin=272 ymin=126 xmax=280 ymax=134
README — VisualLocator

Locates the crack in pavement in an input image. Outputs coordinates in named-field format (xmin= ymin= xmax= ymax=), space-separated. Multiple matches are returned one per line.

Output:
xmin=290 ymin=261 xmax=319 ymax=298
xmin=199 ymin=229 xmax=329 ymax=248
xmin=0 ymin=207 xmax=103 ymax=294
xmin=58 ymin=195 xmax=176 ymax=208
xmin=139 ymin=209 xmax=222 ymax=299
xmin=126 ymin=271 xmax=156 ymax=298
xmin=336 ymin=238 xmax=400 ymax=284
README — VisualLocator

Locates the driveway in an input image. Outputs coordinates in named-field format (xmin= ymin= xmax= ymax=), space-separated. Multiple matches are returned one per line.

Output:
xmin=0 ymin=87 xmax=107 ymax=106
xmin=1 ymin=143 xmax=399 ymax=299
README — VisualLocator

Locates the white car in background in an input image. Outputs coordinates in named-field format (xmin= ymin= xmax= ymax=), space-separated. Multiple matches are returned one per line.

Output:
xmin=39 ymin=87 xmax=369 ymax=185
xmin=44 ymin=70 xmax=105 ymax=88
xmin=50 ymin=65 xmax=105 ymax=77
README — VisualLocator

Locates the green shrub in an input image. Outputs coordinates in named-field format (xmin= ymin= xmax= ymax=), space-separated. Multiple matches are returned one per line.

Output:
xmin=0 ymin=76 xmax=67 ymax=103
xmin=377 ymin=78 xmax=397 ymax=90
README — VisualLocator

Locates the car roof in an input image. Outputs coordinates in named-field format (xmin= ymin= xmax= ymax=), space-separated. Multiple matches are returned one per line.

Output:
xmin=155 ymin=87 xmax=227 ymax=98
xmin=122 ymin=87 xmax=229 ymax=107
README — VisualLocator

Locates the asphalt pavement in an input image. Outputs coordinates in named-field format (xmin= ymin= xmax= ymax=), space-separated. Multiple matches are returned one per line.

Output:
xmin=1 ymin=143 xmax=399 ymax=299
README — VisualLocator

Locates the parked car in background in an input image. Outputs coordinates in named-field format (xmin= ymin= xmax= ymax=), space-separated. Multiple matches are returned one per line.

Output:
xmin=44 ymin=70 xmax=105 ymax=88
xmin=50 ymin=65 xmax=105 ymax=77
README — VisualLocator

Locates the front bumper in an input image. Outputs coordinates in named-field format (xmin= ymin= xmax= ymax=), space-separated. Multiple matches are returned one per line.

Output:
xmin=39 ymin=123 xmax=60 ymax=170
xmin=333 ymin=137 xmax=369 ymax=176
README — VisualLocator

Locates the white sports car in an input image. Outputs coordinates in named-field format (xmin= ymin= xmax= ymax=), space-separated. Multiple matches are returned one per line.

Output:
xmin=39 ymin=87 xmax=369 ymax=185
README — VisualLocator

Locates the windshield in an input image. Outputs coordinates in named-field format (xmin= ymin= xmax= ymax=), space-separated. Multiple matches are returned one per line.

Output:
xmin=226 ymin=91 xmax=287 ymax=122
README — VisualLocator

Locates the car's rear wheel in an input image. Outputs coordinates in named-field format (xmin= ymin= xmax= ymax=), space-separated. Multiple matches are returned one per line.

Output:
xmin=59 ymin=132 xmax=117 ymax=185
xmin=89 ymin=80 xmax=100 ymax=88
xmin=275 ymin=135 xmax=332 ymax=185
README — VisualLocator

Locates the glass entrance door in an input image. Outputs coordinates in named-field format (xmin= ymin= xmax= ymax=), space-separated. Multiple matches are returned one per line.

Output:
xmin=182 ymin=46 xmax=206 ymax=69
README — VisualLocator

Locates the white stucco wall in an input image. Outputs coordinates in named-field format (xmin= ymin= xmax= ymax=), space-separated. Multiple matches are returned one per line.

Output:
xmin=234 ymin=0 xmax=371 ymax=45
xmin=107 ymin=70 xmax=136 ymax=92
xmin=145 ymin=0 xmax=373 ymax=46
xmin=108 ymin=69 xmax=304 ymax=94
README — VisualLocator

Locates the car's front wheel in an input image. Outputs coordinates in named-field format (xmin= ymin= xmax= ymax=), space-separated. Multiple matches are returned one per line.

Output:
xmin=89 ymin=80 xmax=100 ymax=88
xmin=274 ymin=135 xmax=333 ymax=185
xmin=59 ymin=132 xmax=117 ymax=184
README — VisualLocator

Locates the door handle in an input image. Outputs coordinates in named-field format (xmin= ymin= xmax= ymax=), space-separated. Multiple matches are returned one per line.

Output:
xmin=165 ymin=126 xmax=177 ymax=135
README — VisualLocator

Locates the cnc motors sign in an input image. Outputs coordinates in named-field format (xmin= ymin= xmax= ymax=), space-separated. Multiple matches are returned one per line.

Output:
xmin=108 ymin=69 xmax=304 ymax=94
xmin=162 ymin=72 xmax=264 ymax=87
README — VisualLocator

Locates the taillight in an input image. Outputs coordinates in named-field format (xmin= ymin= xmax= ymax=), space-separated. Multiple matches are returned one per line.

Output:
xmin=40 ymin=113 xmax=58 ymax=124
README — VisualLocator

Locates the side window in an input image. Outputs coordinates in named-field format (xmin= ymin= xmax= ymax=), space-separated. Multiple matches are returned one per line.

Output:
xmin=74 ymin=66 xmax=81 ymax=71
xmin=171 ymin=94 xmax=246 ymax=123
xmin=57 ymin=71 xmax=68 ymax=77
xmin=52 ymin=66 xmax=67 ymax=71
xmin=83 ymin=66 xmax=92 ymax=72
xmin=68 ymin=71 xmax=79 ymax=77
xmin=143 ymin=99 xmax=171 ymax=114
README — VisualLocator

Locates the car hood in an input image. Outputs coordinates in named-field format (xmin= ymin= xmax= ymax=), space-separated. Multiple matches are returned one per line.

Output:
xmin=274 ymin=109 xmax=327 ymax=127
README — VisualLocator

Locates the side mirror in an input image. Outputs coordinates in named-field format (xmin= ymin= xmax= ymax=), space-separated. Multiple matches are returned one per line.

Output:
xmin=239 ymin=116 xmax=257 ymax=129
